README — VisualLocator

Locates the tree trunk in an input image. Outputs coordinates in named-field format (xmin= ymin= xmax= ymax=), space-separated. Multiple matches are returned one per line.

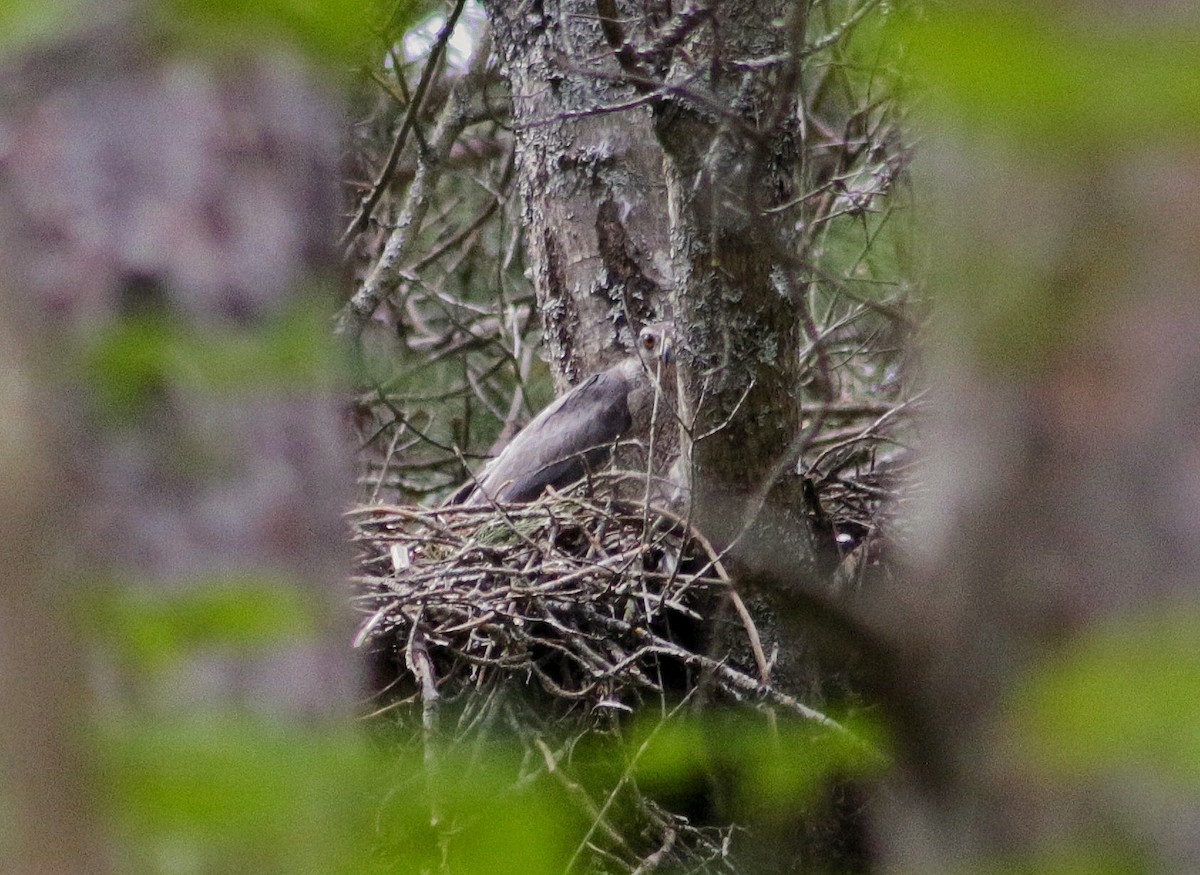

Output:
xmin=482 ymin=0 xmax=674 ymax=385
xmin=0 ymin=314 xmax=106 ymax=875
xmin=480 ymin=0 xmax=824 ymax=782
xmin=483 ymin=0 xmax=812 ymax=553
xmin=651 ymin=0 xmax=810 ymax=572
xmin=0 ymin=14 xmax=356 ymax=722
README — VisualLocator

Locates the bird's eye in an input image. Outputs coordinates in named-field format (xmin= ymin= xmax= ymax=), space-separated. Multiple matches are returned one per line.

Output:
xmin=641 ymin=334 xmax=656 ymax=350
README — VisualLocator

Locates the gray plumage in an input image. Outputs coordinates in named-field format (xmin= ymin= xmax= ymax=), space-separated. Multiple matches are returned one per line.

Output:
xmin=453 ymin=323 xmax=676 ymax=505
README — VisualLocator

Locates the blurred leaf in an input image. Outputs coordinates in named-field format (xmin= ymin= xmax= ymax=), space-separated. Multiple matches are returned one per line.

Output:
xmin=0 ymin=0 xmax=81 ymax=57
xmin=101 ymin=718 xmax=385 ymax=874
xmin=83 ymin=573 xmax=320 ymax=670
xmin=1013 ymin=607 xmax=1200 ymax=786
xmin=156 ymin=0 xmax=423 ymax=67
xmin=967 ymin=841 xmax=1143 ymax=875
xmin=392 ymin=750 xmax=579 ymax=875
xmin=630 ymin=710 xmax=886 ymax=822
xmin=85 ymin=296 xmax=346 ymax=419
xmin=898 ymin=6 xmax=1200 ymax=149
xmin=100 ymin=718 xmax=579 ymax=875
xmin=0 ymin=0 xmax=427 ymax=65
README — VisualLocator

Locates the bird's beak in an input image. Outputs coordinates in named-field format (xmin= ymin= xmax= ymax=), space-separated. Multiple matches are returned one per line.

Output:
xmin=661 ymin=340 xmax=675 ymax=365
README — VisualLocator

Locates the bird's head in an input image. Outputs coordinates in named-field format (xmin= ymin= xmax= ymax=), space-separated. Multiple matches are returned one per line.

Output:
xmin=636 ymin=322 xmax=674 ymax=367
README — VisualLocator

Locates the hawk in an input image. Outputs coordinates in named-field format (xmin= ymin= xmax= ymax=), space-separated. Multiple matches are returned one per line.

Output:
xmin=452 ymin=322 xmax=677 ymax=505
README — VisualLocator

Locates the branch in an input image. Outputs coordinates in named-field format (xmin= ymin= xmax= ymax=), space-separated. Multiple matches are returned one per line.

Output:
xmin=340 ymin=0 xmax=469 ymax=250
xmin=336 ymin=29 xmax=491 ymax=339
xmin=801 ymin=0 xmax=883 ymax=59
xmin=595 ymin=0 xmax=650 ymax=78
xmin=635 ymin=1 xmax=714 ymax=68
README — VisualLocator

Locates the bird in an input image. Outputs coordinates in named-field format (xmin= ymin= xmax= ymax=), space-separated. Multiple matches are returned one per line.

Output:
xmin=451 ymin=322 xmax=677 ymax=505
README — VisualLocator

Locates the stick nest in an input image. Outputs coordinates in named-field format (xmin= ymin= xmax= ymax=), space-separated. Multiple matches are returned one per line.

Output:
xmin=349 ymin=478 xmax=802 ymax=717
xmin=349 ymin=476 xmax=879 ymax=872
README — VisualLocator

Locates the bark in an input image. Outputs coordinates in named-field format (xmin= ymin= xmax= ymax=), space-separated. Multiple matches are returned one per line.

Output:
xmin=481 ymin=0 xmax=674 ymax=386
xmin=651 ymin=0 xmax=810 ymax=569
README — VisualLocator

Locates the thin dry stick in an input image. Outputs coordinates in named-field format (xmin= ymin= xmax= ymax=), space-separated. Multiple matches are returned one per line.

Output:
xmin=341 ymin=0 xmax=469 ymax=250
xmin=338 ymin=29 xmax=493 ymax=338
xmin=561 ymin=693 xmax=700 ymax=874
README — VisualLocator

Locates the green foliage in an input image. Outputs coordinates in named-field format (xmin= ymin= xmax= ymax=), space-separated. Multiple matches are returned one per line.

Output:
xmin=1014 ymin=607 xmax=1200 ymax=786
xmin=370 ymin=748 xmax=581 ymax=875
xmin=98 ymin=716 xmax=583 ymax=875
xmin=84 ymin=296 xmax=346 ymax=420
xmin=154 ymin=0 xmax=421 ymax=67
xmin=898 ymin=6 xmax=1200 ymax=150
xmin=963 ymin=842 xmax=1143 ymax=875
xmin=100 ymin=720 xmax=379 ymax=874
xmin=83 ymin=568 xmax=583 ymax=874
xmin=0 ymin=0 xmax=81 ymax=56
xmin=90 ymin=685 xmax=885 ymax=874
xmin=0 ymin=0 xmax=428 ymax=66
xmin=627 ymin=710 xmax=886 ymax=822
xmin=895 ymin=5 xmax=1200 ymax=372
xmin=82 ymin=574 xmax=321 ymax=673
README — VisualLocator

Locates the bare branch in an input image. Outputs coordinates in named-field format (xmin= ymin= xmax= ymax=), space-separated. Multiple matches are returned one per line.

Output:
xmin=341 ymin=0 xmax=470 ymax=250
xmin=337 ymin=28 xmax=492 ymax=338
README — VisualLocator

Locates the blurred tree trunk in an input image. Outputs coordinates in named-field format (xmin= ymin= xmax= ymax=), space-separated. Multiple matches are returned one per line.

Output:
xmin=0 ymin=318 xmax=105 ymax=875
xmin=0 ymin=12 xmax=355 ymax=870
xmin=878 ymin=4 xmax=1200 ymax=870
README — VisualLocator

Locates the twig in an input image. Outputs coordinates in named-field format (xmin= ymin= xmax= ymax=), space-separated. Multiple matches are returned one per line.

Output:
xmin=337 ymin=27 xmax=492 ymax=338
xmin=341 ymin=0 xmax=469 ymax=250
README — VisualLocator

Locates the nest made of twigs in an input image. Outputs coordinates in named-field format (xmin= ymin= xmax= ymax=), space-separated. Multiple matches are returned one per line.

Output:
xmin=350 ymin=475 xmax=849 ymax=730
xmin=349 ymin=468 xmax=887 ymax=874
